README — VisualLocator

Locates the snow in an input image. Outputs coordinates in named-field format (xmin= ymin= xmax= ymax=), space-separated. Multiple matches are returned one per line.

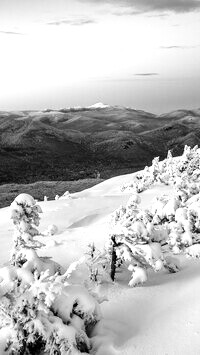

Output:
xmin=1 ymin=167 xmax=200 ymax=354
xmin=12 ymin=193 xmax=36 ymax=207
xmin=87 ymin=102 xmax=110 ymax=109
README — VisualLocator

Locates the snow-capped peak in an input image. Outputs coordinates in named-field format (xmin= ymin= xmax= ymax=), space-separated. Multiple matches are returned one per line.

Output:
xmin=87 ymin=102 xmax=110 ymax=109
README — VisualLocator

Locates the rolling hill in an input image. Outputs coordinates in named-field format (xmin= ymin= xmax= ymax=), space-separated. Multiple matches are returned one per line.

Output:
xmin=0 ymin=104 xmax=200 ymax=184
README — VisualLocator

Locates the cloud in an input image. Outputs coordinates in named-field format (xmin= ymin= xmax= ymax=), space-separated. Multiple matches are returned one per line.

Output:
xmin=146 ymin=13 xmax=169 ymax=17
xmin=160 ymin=45 xmax=198 ymax=49
xmin=77 ymin=0 xmax=200 ymax=13
xmin=99 ymin=73 xmax=159 ymax=82
xmin=134 ymin=73 xmax=159 ymax=76
xmin=113 ymin=8 xmax=169 ymax=16
xmin=113 ymin=9 xmax=143 ymax=16
xmin=0 ymin=30 xmax=23 ymax=35
xmin=47 ymin=18 xmax=96 ymax=26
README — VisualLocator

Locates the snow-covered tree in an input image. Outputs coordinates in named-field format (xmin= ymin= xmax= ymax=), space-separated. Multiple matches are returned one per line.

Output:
xmin=10 ymin=193 xmax=44 ymax=266
xmin=0 ymin=194 xmax=102 ymax=354
xmin=9 ymin=193 xmax=60 ymax=276
xmin=88 ymin=194 xmax=178 ymax=287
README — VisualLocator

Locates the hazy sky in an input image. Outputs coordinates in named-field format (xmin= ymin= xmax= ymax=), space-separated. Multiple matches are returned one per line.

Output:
xmin=0 ymin=0 xmax=200 ymax=113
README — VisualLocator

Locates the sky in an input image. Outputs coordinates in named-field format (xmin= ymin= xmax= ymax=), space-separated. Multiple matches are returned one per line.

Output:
xmin=0 ymin=0 xmax=200 ymax=113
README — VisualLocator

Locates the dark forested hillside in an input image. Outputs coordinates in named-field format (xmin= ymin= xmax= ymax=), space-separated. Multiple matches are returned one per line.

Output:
xmin=0 ymin=105 xmax=200 ymax=183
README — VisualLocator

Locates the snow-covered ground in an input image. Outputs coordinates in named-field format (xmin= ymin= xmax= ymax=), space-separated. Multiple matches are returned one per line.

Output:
xmin=0 ymin=171 xmax=200 ymax=354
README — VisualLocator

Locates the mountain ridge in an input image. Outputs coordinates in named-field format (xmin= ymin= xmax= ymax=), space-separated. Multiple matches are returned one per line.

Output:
xmin=0 ymin=104 xmax=200 ymax=184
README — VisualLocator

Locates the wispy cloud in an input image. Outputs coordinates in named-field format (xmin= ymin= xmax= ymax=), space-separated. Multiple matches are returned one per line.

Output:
xmin=113 ymin=9 xmax=143 ymax=16
xmin=78 ymin=0 xmax=200 ymax=13
xmin=98 ymin=73 xmax=160 ymax=81
xmin=134 ymin=73 xmax=159 ymax=76
xmin=160 ymin=45 xmax=198 ymax=49
xmin=113 ymin=8 xmax=168 ymax=17
xmin=0 ymin=30 xmax=24 ymax=35
xmin=146 ymin=13 xmax=169 ymax=18
xmin=47 ymin=18 xmax=96 ymax=26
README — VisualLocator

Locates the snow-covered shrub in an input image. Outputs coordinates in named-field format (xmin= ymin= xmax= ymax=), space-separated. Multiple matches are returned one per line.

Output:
xmin=99 ymin=147 xmax=200 ymax=286
xmin=109 ymin=234 xmax=167 ymax=286
xmin=148 ymin=186 xmax=200 ymax=255
xmin=186 ymin=244 xmax=200 ymax=258
xmin=0 ymin=270 xmax=101 ymax=355
xmin=121 ymin=165 xmax=155 ymax=193
xmin=121 ymin=154 xmax=170 ymax=193
xmin=121 ymin=146 xmax=200 ymax=193
xmin=100 ymin=194 xmax=177 ymax=286
xmin=167 ymin=195 xmax=200 ymax=254
xmin=0 ymin=194 xmax=102 ymax=354
xmin=99 ymin=190 xmax=185 ymax=286
xmin=150 ymin=194 xmax=181 ymax=224
xmin=90 ymin=146 xmax=200 ymax=287
xmin=60 ymin=191 xmax=71 ymax=200
xmin=85 ymin=244 xmax=111 ymax=284
xmin=44 ymin=224 xmax=58 ymax=236
xmin=175 ymin=145 xmax=199 ymax=176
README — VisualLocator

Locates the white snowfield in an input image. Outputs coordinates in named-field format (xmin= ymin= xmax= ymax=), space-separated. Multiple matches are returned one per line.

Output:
xmin=0 ymin=172 xmax=200 ymax=355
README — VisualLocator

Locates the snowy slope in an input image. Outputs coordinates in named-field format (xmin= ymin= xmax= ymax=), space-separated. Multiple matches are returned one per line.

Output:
xmin=0 ymin=171 xmax=200 ymax=354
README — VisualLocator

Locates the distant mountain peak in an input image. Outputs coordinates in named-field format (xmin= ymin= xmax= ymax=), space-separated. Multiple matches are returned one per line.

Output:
xmin=87 ymin=102 xmax=110 ymax=109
